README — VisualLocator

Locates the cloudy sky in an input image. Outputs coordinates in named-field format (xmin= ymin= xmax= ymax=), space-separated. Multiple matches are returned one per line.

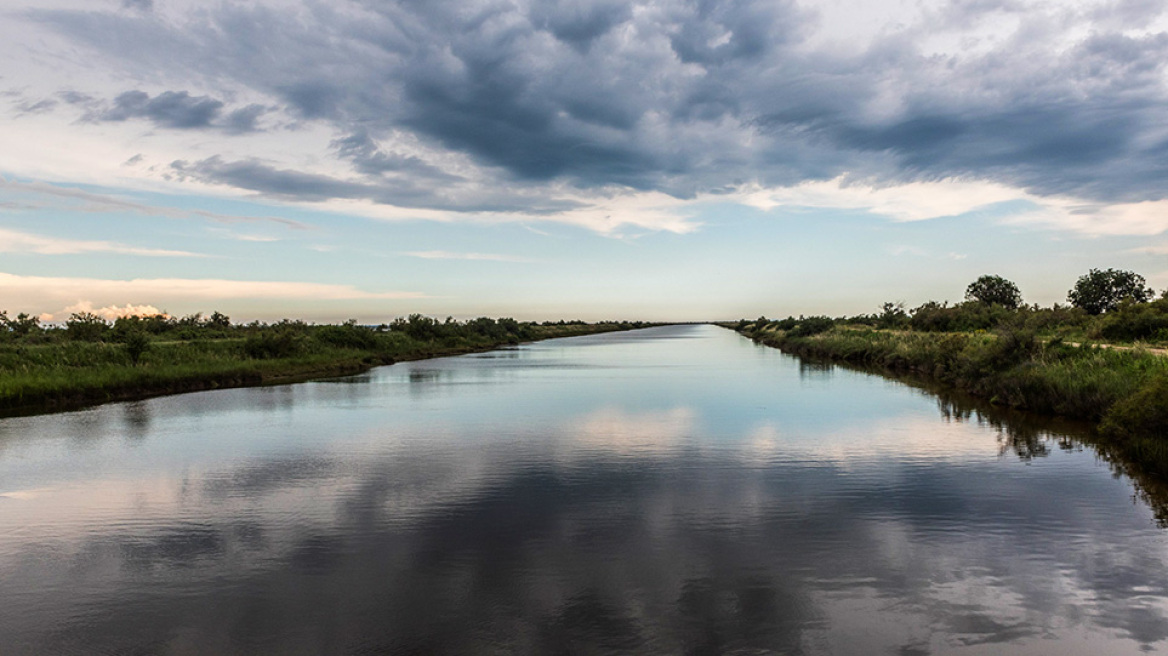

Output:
xmin=1 ymin=0 xmax=1167 ymax=322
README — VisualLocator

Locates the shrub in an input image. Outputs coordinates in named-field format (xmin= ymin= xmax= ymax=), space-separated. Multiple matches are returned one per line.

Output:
xmin=788 ymin=316 xmax=834 ymax=338
xmin=66 ymin=312 xmax=109 ymax=342
xmin=315 ymin=320 xmax=378 ymax=349
xmin=1100 ymin=372 xmax=1168 ymax=440
xmin=120 ymin=330 xmax=151 ymax=365
xmin=877 ymin=302 xmax=910 ymax=329
xmin=244 ymin=330 xmax=306 ymax=359
xmin=910 ymin=301 xmax=1012 ymax=332
xmin=1097 ymin=298 xmax=1168 ymax=342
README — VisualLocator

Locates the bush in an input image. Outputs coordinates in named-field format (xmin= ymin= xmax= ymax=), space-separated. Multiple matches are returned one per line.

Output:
xmin=1097 ymin=298 xmax=1168 ymax=342
xmin=244 ymin=330 xmax=306 ymax=359
xmin=315 ymin=320 xmax=378 ymax=349
xmin=120 ymin=331 xmax=151 ymax=365
xmin=66 ymin=312 xmax=109 ymax=342
xmin=910 ymin=301 xmax=1012 ymax=332
xmin=877 ymin=302 xmax=910 ymax=329
xmin=1100 ymin=372 xmax=1168 ymax=440
xmin=788 ymin=316 xmax=834 ymax=338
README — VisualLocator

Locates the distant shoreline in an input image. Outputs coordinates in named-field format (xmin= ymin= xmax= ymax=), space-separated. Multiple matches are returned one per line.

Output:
xmin=0 ymin=322 xmax=649 ymax=419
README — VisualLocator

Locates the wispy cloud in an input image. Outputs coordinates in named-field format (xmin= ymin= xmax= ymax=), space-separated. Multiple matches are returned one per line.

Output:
xmin=0 ymin=177 xmax=310 ymax=229
xmin=0 ymin=227 xmax=201 ymax=257
xmin=0 ymin=271 xmax=427 ymax=307
xmin=402 ymin=250 xmax=535 ymax=263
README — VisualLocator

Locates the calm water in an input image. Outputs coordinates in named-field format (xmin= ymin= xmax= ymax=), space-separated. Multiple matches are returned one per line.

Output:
xmin=2 ymin=325 xmax=1167 ymax=655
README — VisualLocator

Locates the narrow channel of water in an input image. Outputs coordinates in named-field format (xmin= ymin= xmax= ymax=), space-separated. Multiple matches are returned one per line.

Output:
xmin=1 ymin=324 xmax=1166 ymax=654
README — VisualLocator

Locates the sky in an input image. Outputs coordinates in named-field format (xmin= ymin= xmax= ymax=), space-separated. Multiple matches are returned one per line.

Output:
xmin=1 ymin=0 xmax=1167 ymax=323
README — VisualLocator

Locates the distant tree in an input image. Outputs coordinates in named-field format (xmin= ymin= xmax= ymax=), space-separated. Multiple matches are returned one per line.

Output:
xmin=207 ymin=311 xmax=231 ymax=329
xmin=1067 ymin=268 xmax=1152 ymax=315
xmin=965 ymin=275 xmax=1023 ymax=309
xmin=878 ymin=301 xmax=909 ymax=329
xmin=7 ymin=312 xmax=40 ymax=337
xmin=65 ymin=312 xmax=108 ymax=341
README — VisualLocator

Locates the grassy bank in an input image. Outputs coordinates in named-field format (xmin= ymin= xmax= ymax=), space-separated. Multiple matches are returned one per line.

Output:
xmin=0 ymin=316 xmax=650 ymax=416
xmin=734 ymin=322 xmax=1168 ymax=475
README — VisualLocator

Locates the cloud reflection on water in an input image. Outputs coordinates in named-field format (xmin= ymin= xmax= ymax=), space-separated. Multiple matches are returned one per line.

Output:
xmin=1 ymin=326 xmax=1167 ymax=654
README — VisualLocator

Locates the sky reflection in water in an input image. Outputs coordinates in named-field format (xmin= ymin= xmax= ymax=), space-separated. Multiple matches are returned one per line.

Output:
xmin=1 ymin=325 xmax=1167 ymax=655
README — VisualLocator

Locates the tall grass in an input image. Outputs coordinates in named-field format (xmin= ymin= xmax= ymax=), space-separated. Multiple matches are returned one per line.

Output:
xmin=0 ymin=320 xmax=645 ymax=414
xmin=741 ymin=325 xmax=1168 ymax=471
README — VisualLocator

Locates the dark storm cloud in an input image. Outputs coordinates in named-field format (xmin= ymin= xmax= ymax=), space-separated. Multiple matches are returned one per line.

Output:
xmin=97 ymin=90 xmax=223 ymax=128
xmin=171 ymin=156 xmax=585 ymax=214
xmin=87 ymin=90 xmax=267 ymax=133
xmin=222 ymin=104 xmax=268 ymax=134
xmin=27 ymin=0 xmax=1168 ymax=208
xmin=331 ymin=130 xmax=464 ymax=181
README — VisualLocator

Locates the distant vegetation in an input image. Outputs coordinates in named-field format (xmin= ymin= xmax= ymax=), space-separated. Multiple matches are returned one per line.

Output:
xmin=734 ymin=268 xmax=1168 ymax=475
xmin=0 ymin=311 xmax=651 ymax=414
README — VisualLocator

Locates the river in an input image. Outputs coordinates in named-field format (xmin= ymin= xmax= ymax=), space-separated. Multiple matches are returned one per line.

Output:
xmin=2 ymin=324 xmax=1166 ymax=654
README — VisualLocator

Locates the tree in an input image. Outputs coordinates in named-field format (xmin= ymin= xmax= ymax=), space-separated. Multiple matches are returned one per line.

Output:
xmin=1067 ymin=268 xmax=1152 ymax=315
xmin=965 ymin=275 xmax=1023 ymax=309
xmin=5 ymin=312 xmax=40 ymax=337
xmin=207 ymin=311 xmax=231 ymax=329
xmin=65 ymin=312 xmax=108 ymax=341
xmin=878 ymin=301 xmax=909 ymax=328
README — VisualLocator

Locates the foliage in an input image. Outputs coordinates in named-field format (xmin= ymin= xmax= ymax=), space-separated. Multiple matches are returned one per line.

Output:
xmin=1096 ymin=298 xmax=1168 ymax=342
xmin=120 ymin=330 xmax=152 ymax=366
xmin=0 ymin=316 xmax=640 ymax=413
xmin=1100 ymin=372 xmax=1168 ymax=441
xmin=314 ymin=320 xmax=378 ymax=350
xmin=877 ymin=302 xmax=910 ymax=329
xmin=965 ymin=274 xmax=1023 ymax=309
xmin=1 ymin=312 xmax=41 ymax=337
xmin=908 ymin=301 xmax=1013 ymax=332
xmin=244 ymin=329 xmax=307 ymax=359
xmin=787 ymin=316 xmax=835 ymax=338
xmin=754 ymin=325 xmax=1166 ymax=424
xmin=207 ymin=311 xmax=231 ymax=329
xmin=65 ymin=312 xmax=109 ymax=342
xmin=1068 ymin=268 xmax=1153 ymax=315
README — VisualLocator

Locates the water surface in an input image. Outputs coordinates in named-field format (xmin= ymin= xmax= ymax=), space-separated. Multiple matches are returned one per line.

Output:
xmin=2 ymin=325 xmax=1167 ymax=654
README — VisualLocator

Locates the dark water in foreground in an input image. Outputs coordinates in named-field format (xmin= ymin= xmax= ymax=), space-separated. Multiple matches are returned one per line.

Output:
xmin=2 ymin=325 xmax=1167 ymax=655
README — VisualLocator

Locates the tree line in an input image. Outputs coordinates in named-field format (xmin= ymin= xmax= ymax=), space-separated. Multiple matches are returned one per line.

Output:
xmin=744 ymin=268 xmax=1168 ymax=342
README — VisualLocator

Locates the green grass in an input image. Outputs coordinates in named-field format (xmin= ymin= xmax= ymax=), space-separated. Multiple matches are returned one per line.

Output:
xmin=739 ymin=324 xmax=1168 ymax=473
xmin=0 ymin=321 xmax=643 ymax=415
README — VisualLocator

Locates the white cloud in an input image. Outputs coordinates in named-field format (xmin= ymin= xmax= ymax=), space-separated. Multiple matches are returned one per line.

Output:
xmin=0 ymin=177 xmax=310 ymax=229
xmin=738 ymin=176 xmax=1025 ymax=222
xmin=57 ymin=301 xmax=167 ymax=321
xmin=0 ymin=271 xmax=426 ymax=315
xmin=736 ymin=176 xmax=1168 ymax=237
xmin=1008 ymin=199 xmax=1168 ymax=237
xmin=0 ymin=227 xmax=201 ymax=257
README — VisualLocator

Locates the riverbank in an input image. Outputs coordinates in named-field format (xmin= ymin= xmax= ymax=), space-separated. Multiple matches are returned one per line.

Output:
xmin=0 ymin=321 xmax=644 ymax=417
xmin=732 ymin=323 xmax=1168 ymax=475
